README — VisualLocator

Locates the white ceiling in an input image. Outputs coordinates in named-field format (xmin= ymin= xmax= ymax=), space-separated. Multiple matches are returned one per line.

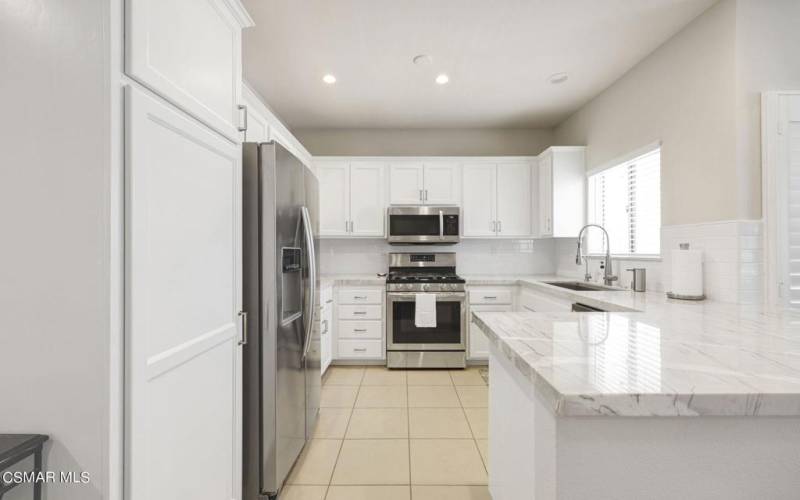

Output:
xmin=242 ymin=0 xmax=716 ymax=129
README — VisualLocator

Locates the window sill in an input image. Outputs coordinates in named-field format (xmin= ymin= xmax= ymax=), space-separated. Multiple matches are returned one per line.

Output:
xmin=584 ymin=254 xmax=662 ymax=262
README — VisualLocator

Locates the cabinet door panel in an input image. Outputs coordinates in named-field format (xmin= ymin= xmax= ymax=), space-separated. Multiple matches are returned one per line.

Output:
xmin=126 ymin=0 xmax=245 ymax=141
xmin=424 ymin=162 xmax=460 ymax=205
xmin=469 ymin=304 xmax=512 ymax=360
xmin=317 ymin=162 xmax=350 ymax=236
xmin=126 ymin=87 xmax=242 ymax=500
xmin=462 ymin=164 xmax=497 ymax=237
xmin=389 ymin=163 xmax=424 ymax=205
xmin=350 ymin=163 xmax=386 ymax=236
xmin=496 ymin=162 xmax=532 ymax=237
xmin=538 ymin=154 xmax=553 ymax=237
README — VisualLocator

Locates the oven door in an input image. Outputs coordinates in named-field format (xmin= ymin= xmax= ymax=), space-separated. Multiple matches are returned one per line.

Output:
xmin=387 ymin=292 xmax=466 ymax=351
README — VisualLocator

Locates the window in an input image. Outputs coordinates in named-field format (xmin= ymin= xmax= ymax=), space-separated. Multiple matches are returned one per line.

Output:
xmin=586 ymin=147 xmax=661 ymax=257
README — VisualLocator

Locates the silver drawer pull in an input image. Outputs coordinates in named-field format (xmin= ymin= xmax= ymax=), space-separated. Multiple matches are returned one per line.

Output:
xmin=353 ymin=296 xmax=367 ymax=300
xmin=353 ymin=329 xmax=367 ymax=332
xmin=325 ymin=299 xmax=334 ymax=304
xmin=483 ymin=296 xmax=497 ymax=299
xmin=353 ymin=348 xmax=367 ymax=352
xmin=352 ymin=311 xmax=367 ymax=315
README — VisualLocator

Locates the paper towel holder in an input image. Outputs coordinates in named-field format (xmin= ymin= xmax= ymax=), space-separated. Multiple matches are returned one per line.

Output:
xmin=666 ymin=242 xmax=706 ymax=300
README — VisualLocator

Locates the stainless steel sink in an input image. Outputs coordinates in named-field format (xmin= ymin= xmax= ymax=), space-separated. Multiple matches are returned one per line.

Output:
xmin=542 ymin=281 xmax=626 ymax=292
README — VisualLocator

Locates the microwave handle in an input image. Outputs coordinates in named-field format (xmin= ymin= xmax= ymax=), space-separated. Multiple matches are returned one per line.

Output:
xmin=439 ymin=210 xmax=444 ymax=239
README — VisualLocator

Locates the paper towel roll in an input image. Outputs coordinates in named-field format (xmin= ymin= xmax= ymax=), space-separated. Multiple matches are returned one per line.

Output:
xmin=670 ymin=249 xmax=704 ymax=297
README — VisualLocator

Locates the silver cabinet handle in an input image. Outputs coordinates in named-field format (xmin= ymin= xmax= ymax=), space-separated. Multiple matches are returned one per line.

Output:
xmin=424 ymin=189 xmax=428 ymax=201
xmin=498 ymin=220 xmax=502 ymax=233
xmin=353 ymin=328 xmax=367 ymax=333
xmin=439 ymin=210 xmax=444 ymax=239
xmin=353 ymin=348 xmax=367 ymax=352
xmin=419 ymin=189 xmax=423 ymax=202
xmin=237 ymin=104 xmax=248 ymax=133
xmin=484 ymin=296 xmax=497 ymax=299
xmin=350 ymin=220 xmax=354 ymax=233
xmin=353 ymin=311 xmax=367 ymax=315
xmin=238 ymin=310 xmax=248 ymax=345
xmin=325 ymin=299 xmax=334 ymax=304
xmin=492 ymin=221 xmax=496 ymax=232
xmin=345 ymin=220 xmax=348 ymax=232
xmin=353 ymin=295 xmax=367 ymax=300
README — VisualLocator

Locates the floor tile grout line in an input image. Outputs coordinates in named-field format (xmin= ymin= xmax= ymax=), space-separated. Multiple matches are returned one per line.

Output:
xmin=325 ymin=372 xmax=362 ymax=498
xmin=407 ymin=369 xmax=413 ymax=500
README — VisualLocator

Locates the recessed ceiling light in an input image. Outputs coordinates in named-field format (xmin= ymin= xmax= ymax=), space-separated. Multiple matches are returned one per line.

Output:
xmin=322 ymin=74 xmax=337 ymax=84
xmin=413 ymin=54 xmax=433 ymax=66
xmin=547 ymin=72 xmax=569 ymax=85
xmin=435 ymin=74 xmax=449 ymax=85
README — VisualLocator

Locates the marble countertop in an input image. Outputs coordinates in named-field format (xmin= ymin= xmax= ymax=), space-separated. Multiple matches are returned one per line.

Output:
xmin=320 ymin=274 xmax=386 ymax=287
xmin=472 ymin=278 xmax=800 ymax=417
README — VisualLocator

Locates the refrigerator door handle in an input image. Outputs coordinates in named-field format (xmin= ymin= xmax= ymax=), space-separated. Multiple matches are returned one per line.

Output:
xmin=300 ymin=206 xmax=317 ymax=361
xmin=238 ymin=310 xmax=248 ymax=345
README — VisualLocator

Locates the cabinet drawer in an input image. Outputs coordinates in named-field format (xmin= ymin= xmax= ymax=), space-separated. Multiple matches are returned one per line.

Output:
xmin=338 ymin=340 xmax=383 ymax=359
xmin=338 ymin=320 xmax=382 ymax=339
xmin=338 ymin=305 xmax=382 ymax=320
xmin=469 ymin=289 xmax=513 ymax=305
xmin=338 ymin=289 xmax=383 ymax=304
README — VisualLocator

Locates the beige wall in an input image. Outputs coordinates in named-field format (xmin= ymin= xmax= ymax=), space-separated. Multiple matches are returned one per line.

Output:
xmin=554 ymin=0 xmax=738 ymax=226
xmin=554 ymin=0 xmax=800 ymax=225
xmin=735 ymin=0 xmax=800 ymax=219
xmin=294 ymin=128 xmax=554 ymax=156
xmin=0 ymin=1 xmax=110 ymax=499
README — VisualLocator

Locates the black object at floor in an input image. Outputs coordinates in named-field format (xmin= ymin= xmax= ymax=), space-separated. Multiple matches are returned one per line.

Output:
xmin=0 ymin=434 xmax=48 ymax=500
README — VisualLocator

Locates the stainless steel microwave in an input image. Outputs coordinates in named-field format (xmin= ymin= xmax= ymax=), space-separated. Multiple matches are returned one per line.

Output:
xmin=387 ymin=206 xmax=460 ymax=244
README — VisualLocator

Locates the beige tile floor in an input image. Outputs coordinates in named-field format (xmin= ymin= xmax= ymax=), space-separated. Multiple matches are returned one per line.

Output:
xmin=282 ymin=365 xmax=491 ymax=500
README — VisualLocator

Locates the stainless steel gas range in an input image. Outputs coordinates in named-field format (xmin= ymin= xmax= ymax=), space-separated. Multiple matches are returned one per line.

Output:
xmin=385 ymin=252 xmax=466 ymax=369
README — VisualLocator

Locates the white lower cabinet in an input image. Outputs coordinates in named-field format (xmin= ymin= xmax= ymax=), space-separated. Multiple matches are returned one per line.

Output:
xmin=335 ymin=286 xmax=385 ymax=361
xmin=467 ymin=286 xmax=515 ymax=361
xmin=321 ymin=285 xmax=334 ymax=375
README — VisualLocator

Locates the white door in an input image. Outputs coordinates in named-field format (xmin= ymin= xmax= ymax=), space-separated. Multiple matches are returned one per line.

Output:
xmin=469 ymin=304 xmax=512 ymax=360
xmin=496 ymin=162 xmax=532 ymax=237
xmin=125 ymin=87 xmax=242 ymax=500
xmin=462 ymin=164 xmax=497 ymax=237
xmin=317 ymin=162 xmax=351 ymax=236
xmin=424 ymin=162 xmax=460 ymax=205
xmin=350 ymin=162 xmax=386 ymax=236
xmin=538 ymin=153 xmax=553 ymax=237
xmin=389 ymin=162 xmax=424 ymax=205
xmin=126 ymin=0 xmax=247 ymax=142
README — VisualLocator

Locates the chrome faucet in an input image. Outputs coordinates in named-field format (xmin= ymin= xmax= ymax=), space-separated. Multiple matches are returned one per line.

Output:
xmin=575 ymin=224 xmax=618 ymax=286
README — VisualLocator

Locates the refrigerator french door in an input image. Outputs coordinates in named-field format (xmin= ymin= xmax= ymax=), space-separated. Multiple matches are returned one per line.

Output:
xmin=242 ymin=142 xmax=320 ymax=500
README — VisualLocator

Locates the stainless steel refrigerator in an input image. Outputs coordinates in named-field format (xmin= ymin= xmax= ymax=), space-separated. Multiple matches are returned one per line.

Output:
xmin=242 ymin=141 xmax=320 ymax=500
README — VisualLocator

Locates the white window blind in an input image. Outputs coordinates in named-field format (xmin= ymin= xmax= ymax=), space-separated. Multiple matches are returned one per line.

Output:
xmin=587 ymin=148 xmax=661 ymax=256
xmin=788 ymin=120 xmax=800 ymax=308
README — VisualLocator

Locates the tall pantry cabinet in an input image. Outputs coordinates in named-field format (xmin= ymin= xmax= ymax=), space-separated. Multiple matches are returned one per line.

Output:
xmin=122 ymin=1 xmax=253 ymax=499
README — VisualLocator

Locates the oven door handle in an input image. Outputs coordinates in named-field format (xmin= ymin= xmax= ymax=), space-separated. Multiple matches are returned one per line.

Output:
xmin=387 ymin=292 xmax=466 ymax=300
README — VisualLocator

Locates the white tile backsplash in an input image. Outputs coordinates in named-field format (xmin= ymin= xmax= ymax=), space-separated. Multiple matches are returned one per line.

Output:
xmin=322 ymin=220 xmax=764 ymax=305
xmin=556 ymin=220 xmax=764 ymax=304
xmin=320 ymin=238 xmax=556 ymax=276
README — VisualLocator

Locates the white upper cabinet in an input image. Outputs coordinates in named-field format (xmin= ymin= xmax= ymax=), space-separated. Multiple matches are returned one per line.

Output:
xmin=389 ymin=162 xmax=460 ymax=205
xmin=389 ymin=162 xmax=424 ymax=204
xmin=349 ymin=163 xmax=386 ymax=236
xmin=317 ymin=162 xmax=350 ymax=237
xmin=496 ymin=162 xmax=532 ymax=237
xmin=423 ymin=162 xmax=460 ymax=205
xmin=538 ymin=151 xmax=554 ymax=237
xmin=126 ymin=0 xmax=254 ymax=142
xmin=538 ymin=147 xmax=586 ymax=238
xmin=463 ymin=162 xmax=533 ymax=237
xmin=241 ymin=93 xmax=269 ymax=143
xmin=318 ymin=161 xmax=385 ymax=238
xmin=462 ymin=164 xmax=497 ymax=237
